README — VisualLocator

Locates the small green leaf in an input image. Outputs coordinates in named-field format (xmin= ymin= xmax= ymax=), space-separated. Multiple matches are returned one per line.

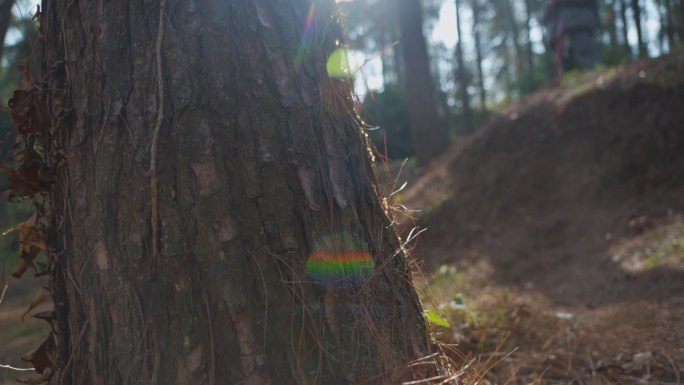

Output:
xmin=424 ymin=309 xmax=451 ymax=328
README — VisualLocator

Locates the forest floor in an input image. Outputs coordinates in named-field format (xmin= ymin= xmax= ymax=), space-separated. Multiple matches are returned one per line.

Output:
xmin=0 ymin=275 xmax=50 ymax=385
xmin=398 ymin=53 xmax=684 ymax=385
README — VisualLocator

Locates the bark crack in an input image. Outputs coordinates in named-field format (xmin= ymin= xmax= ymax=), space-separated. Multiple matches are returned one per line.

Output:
xmin=150 ymin=0 xmax=167 ymax=259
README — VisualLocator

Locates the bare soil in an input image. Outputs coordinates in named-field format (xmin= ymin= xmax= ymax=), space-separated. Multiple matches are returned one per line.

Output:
xmin=402 ymin=54 xmax=684 ymax=384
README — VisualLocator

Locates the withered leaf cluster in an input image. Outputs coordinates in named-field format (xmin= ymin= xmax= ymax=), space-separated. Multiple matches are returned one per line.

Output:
xmin=1 ymin=67 xmax=59 ymax=384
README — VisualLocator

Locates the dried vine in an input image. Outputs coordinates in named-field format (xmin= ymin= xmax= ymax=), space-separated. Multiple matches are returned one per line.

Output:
xmin=149 ymin=0 xmax=167 ymax=260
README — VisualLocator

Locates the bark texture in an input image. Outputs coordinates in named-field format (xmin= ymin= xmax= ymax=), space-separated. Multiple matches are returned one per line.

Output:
xmin=42 ymin=1 xmax=442 ymax=384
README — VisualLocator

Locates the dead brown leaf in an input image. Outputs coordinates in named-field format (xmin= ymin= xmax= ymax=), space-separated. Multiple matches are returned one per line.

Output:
xmin=22 ymin=287 xmax=52 ymax=321
xmin=21 ymin=333 xmax=57 ymax=375
xmin=8 ymin=88 xmax=50 ymax=135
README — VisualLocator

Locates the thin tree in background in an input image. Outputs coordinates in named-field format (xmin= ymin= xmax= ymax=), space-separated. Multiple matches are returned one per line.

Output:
xmin=470 ymin=0 xmax=488 ymax=111
xmin=677 ymin=0 xmax=684 ymax=42
xmin=398 ymin=0 xmax=448 ymax=164
xmin=605 ymin=0 xmax=620 ymax=49
xmin=0 ymin=0 xmax=15 ymax=66
xmin=667 ymin=1 xmax=680 ymax=47
xmin=454 ymin=0 xmax=473 ymax=132
xmin=503 ymin=0 xmax=525 ymax=86
xmin=631 ymin=0 xmax=649 ymax=56
xmin=655 ymin=0 xmax=669 ymax=50
xmin=661 ymin=0 xmax=676 ymax=48
xmin=523 ymin=0 xmax=537 ymax=90
xmin=498 ymin=34 xmax=516 ymax=100
xmin=619 ymin=0 xmax=633 ymax=56
xmin=488 ymin=0 xmax=525 ymax=95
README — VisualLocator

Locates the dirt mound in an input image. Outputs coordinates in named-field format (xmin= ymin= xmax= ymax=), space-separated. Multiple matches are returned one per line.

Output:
xmin=403 ymin=54 xmax=684 ymax=383
xmin=406 ymin=54 xmax=684 ymax=300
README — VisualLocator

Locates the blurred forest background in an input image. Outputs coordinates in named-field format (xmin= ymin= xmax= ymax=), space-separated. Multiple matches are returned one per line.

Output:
xmin=337 ymin=0 xmax=682 ymax=161
xmin=1 ymin=0 xmax=682 ymax=252
xmin=0 ymin=0 xmax=683 ymax=383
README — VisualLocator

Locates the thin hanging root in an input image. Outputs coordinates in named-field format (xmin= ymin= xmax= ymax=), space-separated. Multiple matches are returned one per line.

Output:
xmin=0 ymin=363 xmax=34 ymax=371
xmin=150 ymin=0 xmax=166 ymax=259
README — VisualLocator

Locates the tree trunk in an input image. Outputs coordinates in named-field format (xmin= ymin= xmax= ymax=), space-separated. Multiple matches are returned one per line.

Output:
xmin=499 ymin=35 xmax=515 ymax=101
xmin=454 ymin=0 xmax=473 ymax=132
xmin=678 ymin=0 xmax=684 ymax=41
xmin=605 ymin=0 xmax=620 ymax=51
xmin=522 ymin=0 xmax=536 ymax=91
xmin=40 ymin=1 xmax=450 ymax=384
xmin=0 ymin=0 xmax=15 ymax=66
xmin=470 ymin=0 xmax=487 ymax=111
xmin=662 ymin=0 xmax=676 ymax=49
xmin=380 ymin=28 xmax=398 ymax=86
xmin=393 ymin=24 xmax=407 ymax=86
xmin=397 ymin=0 xmax=448 ymax=164
xmin=503 ymin=0 xmax=525 ymax=88
xmin=655 ymin=0 xmax=668 ymax=51
xmin=631 ymin=0 xmax=648 ymax=57
xmin=619 ymin=0 xmax=633 ymax=56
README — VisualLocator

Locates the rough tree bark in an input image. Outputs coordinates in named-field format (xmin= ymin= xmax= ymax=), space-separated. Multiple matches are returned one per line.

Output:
xmin=40 ymin=0 xmax=451 ymax=384
xmin=397 ymin=0 xmax=448 ymax=165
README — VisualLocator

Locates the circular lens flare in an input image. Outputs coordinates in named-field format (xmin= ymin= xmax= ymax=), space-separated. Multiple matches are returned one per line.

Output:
xmin=326 ymin=48 xmax=364 ymax=79
xmin=306 ymin=233 xmax=374 ymax=287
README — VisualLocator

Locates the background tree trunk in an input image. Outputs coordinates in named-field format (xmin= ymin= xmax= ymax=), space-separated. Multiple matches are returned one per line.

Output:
xmin=522 ymin=0 xmax=537 ymax=91
xmin=454 ymin=0 xmax=473 ymax=132
xmin=470 ymin=0 xmax=487 ymax=111
xmin=619 ymin=0 xmax=633 ymax=56
xmin=631 ymin=0 xmax=648 ymax=57
xmin=0 ymin=0 xmax=15 ymax=66
xmin=42 ymin=1 xmax=447 ymax=384
xmin=662 ymin=0 xmax=676 ymax=48
xmin=503 ymin=0 xmax=525 ymax=87
xmin=397 ymin=0 xmax=448 ymax=164
xmin=678 ymin=0 xmax=684 ymax=40
xmin=605 ymin=0 xmax=620 ymax=49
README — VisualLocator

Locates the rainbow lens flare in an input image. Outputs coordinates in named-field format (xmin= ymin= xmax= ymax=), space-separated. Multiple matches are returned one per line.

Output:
xmin=306 ymin=233 xmax=375 ymax=287
xmin=294 ymin=4 xmax=316 ymax=68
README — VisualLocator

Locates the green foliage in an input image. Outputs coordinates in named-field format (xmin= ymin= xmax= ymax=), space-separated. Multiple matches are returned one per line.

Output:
xmin=644 ymin=236 xmax=684 ymax=268
xmin=362 ymin=84 xmax=414 ymax=159
xmin=424 ymin=308 xmax=452 ymax=328
xmin=601 ymin=44 xmax=632 ymax=66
